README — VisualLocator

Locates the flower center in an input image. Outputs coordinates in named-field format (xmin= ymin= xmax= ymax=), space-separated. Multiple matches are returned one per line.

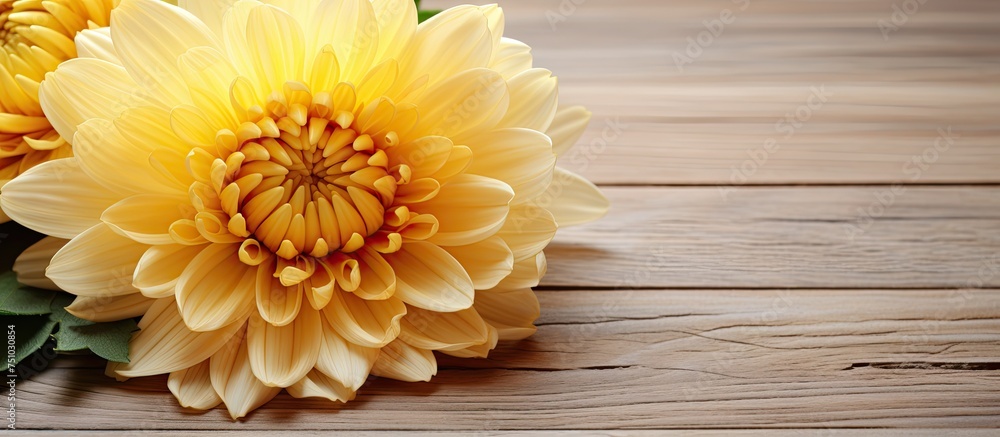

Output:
xmin=215 ymin=85 xmax=404 ymax=261
xmin=0 ymin=1 xmax=23 ymax=55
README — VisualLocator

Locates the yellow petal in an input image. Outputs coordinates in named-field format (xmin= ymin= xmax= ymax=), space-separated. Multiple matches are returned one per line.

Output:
xmin=440 ymin=324 xmax=498 ymax=359
xmin=386 ymin=241 xmax=474 ymax=312
xmin=47 ymin=224 xmax=149 ymax=297
xmin=489 ymin=37 xmax=532 ymax=79
xmin=245 ymin=4 xmax=305 ymax=93
xmin=323 ymin=292 xmax=405 ymax=348
xmin=102 ymin=193 xmax=189 ymax=245
xmin=247 ymin=306 xmax=321 ymax=387
xmin=306 ymin=0 xmax=378 ymax=84
xmin=410 ymin=68 xmax=508 ymax=140
xmin=544 ymin=167 xmax=610 ymax=227
xmin=111 ymin=0 xmax=221 ymax=105
xmin=399 ymin=306 xmax=490 ymax=351
xmin=496 ymin=206 xmax=557 ymax=263
xmin=442 ymin=236 xmax=513 ymax=290
xmin=417 ymin=174 xmax=513 ymax=247
xmin=0 ymin=159 xmax=121 ymax=239
xmin=474 ymin=288 xmax=540 ymax=341
xmin=117 ymin=297 xmax=245 ymax=378
xmin=370 ymin=0 xmax=416 ymax=61
xmin=168 ymin=359 xmax=223 ymax=410
xmin=287 ymin=369 xmax=355 ymax=403
xmin=13 ymin=237 xmax=67 ymax=291
xmin=178 ymin=0 xmax=238 ymax=39
xmin=496 ymin=252 xmax=547 ymax=290
xmin=255 ymin=258 xmax=303 ymax=326
xmin=316 ymin=317 xmax=378 ymax=391
xmin=74 ymin=28 xmax=119 ymax=63
xmin=547 ymin=106 xmax=591 ymax=157
xmin=73 ymin=117 xmax=185 ymax=196
xmin=389 ymin=135 xmax=452 ymax=179
xmin=133 ymin=244 xmax=207 ymax=299
xmin=209 ymin=326 xmax=282 ymax=419
xmin=498 ymin=68 xmax=558 ymax=132
xmin=370 ymin=339 xmax=436 ymax=383
xmin=38 ymin=58 xmax=142 ymax=141
xmin=397 ymin=5 xmax=492 ymax=89
xmin=352 ymin=246 xmax=396 ymax=300
xmin=463 ymin=128 xmax=555 ymax=204
xmin=66 ymin=293 xmax=154 ymax=323
xmin=176 ymin=244 xmax=256 ymax=332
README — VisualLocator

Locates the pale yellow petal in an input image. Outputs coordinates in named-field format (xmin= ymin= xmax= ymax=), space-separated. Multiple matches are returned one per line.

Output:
xmin=111 ymin=0 xmax=221 ymax=106
xmin=287 ymin=369 xmax=355 ymax=403
xmin=496 ymin=252 xmax=547 ymax=290
xmin=306 ymin=0 xmax=378 ymax=83
xmin=179 ymin=0 xmax=238 ymax=39
xmin=416 ymin=174 xmax=513 ymax=247
xmin=38 ymin=58 xmax=143 ymax=141
xmin=489 ymin=37 xmax=532 ymax=79
xmin=498 ymin=68 xmax=558 ymax=131
xmin=209 ymin=326 xmax=282 ymax=419
xmin=397 ymin=5 xmax=492 ymax=89
xmin=255 ymin=258 xmax=303 ymax=326
xmin=399 ymin=306 xmax=490 ymax=351
xmin=547 ymin=106 xmax=591 ymax=157
xmin=133 ymin=244 xmax=208 ymax=299
xmin=324 ymin=292 xmax=405 ymax=348
xmin=74 ymin=28 xmax=120 ymax=63
xmin=47 ymin=224 xmax=148 ymax=297
xmin=544 ymin=167 xmax=610 ymax=227
xmin=244 ymin=4 xmax=305 ymax=93
xmin=496 ymin=206 xmax=557 ymax=263
xmin=475 ymin=288 xmax=540 ymax=341
xmin=73 ymin=117 xmax=186 ymax=195
xmin=176 ymin=244 xmax=256 ymax=332
xmin=117 ymin=297 xmax=244 ymax=378
xmin=13 ymin=237 xmax=68 ymax=291
xmin=442 ymin=236 xmax=513 ymax=290
xmin=370 ymin=339 xmax=436 ymax=383
xmin=316 ymin=317 xmax=378 ymax=391
xmin=0 ymin=159 xmax=121 ymax=239
xmin=247 ymin=306 xmax=321 ymax=387
xmin=168 ymin=359 xmax=223 ymax=410
xmin=102 ymin=194 xmax=190 ymax=245
xmin=410 ymin=68 xmax=508 ymax=140
xmin=463 ymin=128 xmax=555 ymax=204
xmin=440 ymin=324 xmax=498 ymax=359
xmin=386 ymin=241 xmax=474 ymax=312
xmin=66 ymin=293 xmax=154 ymax=323
xmin=370 ymin=0 xmax=416 ymax=61
xmin=352 ymin=246 xmax=395 ymax=300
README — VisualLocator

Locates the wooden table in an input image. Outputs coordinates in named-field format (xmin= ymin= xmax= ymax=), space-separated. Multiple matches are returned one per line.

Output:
xmin=16 ymin=0 xmax=1000 ymax=433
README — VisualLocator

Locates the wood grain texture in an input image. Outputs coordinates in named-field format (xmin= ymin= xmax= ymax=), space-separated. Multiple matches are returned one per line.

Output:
xmin=14 ymin=289 xmax=1000 ymax=430
xmin=447 ymin=0 xmax=1000 ymax=184
xmin=543 ymin=186 xmax=1000 ymax=289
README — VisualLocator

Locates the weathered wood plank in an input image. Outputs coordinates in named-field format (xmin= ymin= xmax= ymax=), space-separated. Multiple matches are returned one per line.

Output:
xmin=424 ymin=0 xmax=1000 ymax=184
xmin=542 ymin=186 xmax=1000 ymax=289
xmin=13 ymin=289 xmax=1000 ymax=430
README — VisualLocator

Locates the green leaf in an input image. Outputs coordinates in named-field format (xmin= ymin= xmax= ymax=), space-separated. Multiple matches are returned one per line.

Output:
xmin=418 ymin=9 xmax=441 ymax=23
xmin=61 ymin=320 xmax=138 ymax=363
xmin=6 ymin=315 xmax=58 ymax=365
xmin=50 ymin=294 xmax=138 ymax=363
xmin=0 ymin=272 xmax=58 ymax=316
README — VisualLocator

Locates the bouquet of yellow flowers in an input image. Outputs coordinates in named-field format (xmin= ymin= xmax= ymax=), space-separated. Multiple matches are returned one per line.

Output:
xmin=0 ymin=0 xmax=606 ymax=419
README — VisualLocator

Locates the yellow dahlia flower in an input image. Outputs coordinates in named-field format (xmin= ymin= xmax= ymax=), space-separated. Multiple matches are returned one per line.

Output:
xmin=0 ymin=0 xmax=118 ymax=222
xmin=1 ymin=0 xmax=608 ymax=418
